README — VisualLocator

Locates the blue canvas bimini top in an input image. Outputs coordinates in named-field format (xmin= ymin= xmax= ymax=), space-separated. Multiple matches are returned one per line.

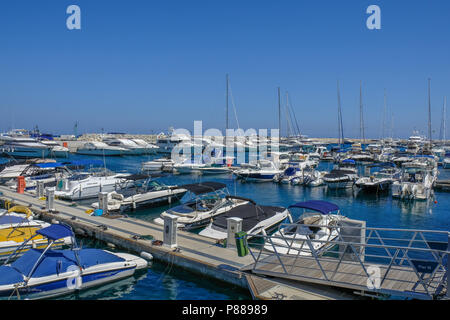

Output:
xmin=288 ymin=200 xmax=340 ymax=214
xmin=36 ymin=224 xmax=74 ymax=241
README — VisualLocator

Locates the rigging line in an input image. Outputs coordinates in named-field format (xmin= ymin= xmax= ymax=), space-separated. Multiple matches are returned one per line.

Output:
xmin=227 ymin=81 xmax=240 ymax=130
xmin=287 ymin=94 xmax=301 ymax=137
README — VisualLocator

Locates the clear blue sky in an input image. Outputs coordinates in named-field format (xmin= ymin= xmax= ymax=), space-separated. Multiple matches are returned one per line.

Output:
xmin=0 ymin=0 xmax=449 ymax=139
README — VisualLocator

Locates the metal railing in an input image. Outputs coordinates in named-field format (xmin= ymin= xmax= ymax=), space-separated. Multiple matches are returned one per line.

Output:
xmin=244 ymin=221 xmax=449 ymax=299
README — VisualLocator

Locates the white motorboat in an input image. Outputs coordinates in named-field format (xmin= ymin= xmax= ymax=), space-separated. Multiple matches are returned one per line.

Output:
xmin=234 ymin=160 xmax=283 ymax=182
xmin=91 ymin=177 xmax=188 ymax=212
xmin=323 ymin=159 xmax=359 ymax=189
xmin=199 ymin=200 xmax=289 ymax=240
xmin=141 ymin=157 xmax=175 ymax=172
xmin=263 ymin=200 xmax=347 ymax=256
xmin=76 ymin=141 xmax=127 ymax=156
xmin=0 ymin=136 xmax=52 ymax=158
xmin=103 ymin=138 xmax=147 ymax=155
xmin=131 ymin=139 xmax=158 ymax=154
xmin=172 ymin=157 xmax=206 ymax=174
xmin=443 ymin=154 xmax=450 ymax=169
xmin=39 ymin=140 xmax=69 ymax=158
xmin=355 ymin=162 xmax=401 ymax=192
xmin=0 ymin=224 xmax=147 ymax=300
xmin=153 ymin=182 xmax=248 ymax=230
xmin=54 ymin=171 xmax=135 ymax=200
xmin=392 ymin=165 xmax=437 ymax=201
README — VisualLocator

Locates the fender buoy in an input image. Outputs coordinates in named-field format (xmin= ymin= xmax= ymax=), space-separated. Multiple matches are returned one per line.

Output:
xmin=8 ymin=205 xmax=33 ymax=218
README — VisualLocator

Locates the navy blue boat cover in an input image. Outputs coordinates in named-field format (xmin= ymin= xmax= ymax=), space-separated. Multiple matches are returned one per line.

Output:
xmin=288 ymin=200 xmax=339 ymax=214
xmin=8 ymin=248 xmax=125 ymax=280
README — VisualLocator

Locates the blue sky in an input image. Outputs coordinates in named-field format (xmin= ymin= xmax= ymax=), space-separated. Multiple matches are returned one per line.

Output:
xmin=0 ymin=0 xmax=449 ymax=139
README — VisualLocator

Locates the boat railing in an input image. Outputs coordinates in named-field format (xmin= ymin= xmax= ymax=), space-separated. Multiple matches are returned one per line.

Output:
xmin=244 ymin=222 xmax=449 ymax=299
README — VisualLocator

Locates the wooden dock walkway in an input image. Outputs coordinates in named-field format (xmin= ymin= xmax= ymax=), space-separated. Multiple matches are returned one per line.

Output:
xmin=0 ymin=186 xmax=352 ymax=300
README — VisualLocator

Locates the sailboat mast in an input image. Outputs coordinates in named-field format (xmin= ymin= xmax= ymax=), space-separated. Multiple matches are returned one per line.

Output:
xmin=360 ymin=81 xmax=365 ymax=143
xmin=444 ymin=96 xmax=447 ymax=142
xmin=382 ymin=89 xmax=387 ymax=140
xmin=226 ymin=74 xmax=229 ymax=131
xmin=428 ymin=78 xmax=432 ymax=146
xmin=278 ymin=87 xmax=281 ymax=137
xmin=337 ymin=80 xmax=343 ymax=147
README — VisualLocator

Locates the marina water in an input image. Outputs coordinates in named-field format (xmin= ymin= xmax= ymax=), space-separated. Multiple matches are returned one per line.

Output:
xmin=1 ymin=152 xmax=449 ymax=300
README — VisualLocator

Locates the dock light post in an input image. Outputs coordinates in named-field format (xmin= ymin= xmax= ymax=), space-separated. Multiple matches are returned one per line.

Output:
xmin=98 ymin=192 xmax=109 ymax=215
xmin=226 ymin=217 xmax=242 ymax=249
xmin=163 ymin=214 xmax=178 ymax=248
xmin=36 ymin=181 xmax=45 ymax=198
xmin=45 ymin=187 xmax=55 ymax=212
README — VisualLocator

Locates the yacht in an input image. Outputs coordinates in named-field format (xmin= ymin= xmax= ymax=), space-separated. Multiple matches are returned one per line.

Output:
xmin=323 ymin=159 xmax=359 ymax=189
xmin=263 ymin=201 xmax=347 ymax=256
xmin=234 ymin=160 xmax=283 ymax=182
xmin=199 ymin=200 xmax=289 ymax=240
xmin=76 ymin=141 xmax=127 ymax=156
xmin=0 ymin=136 xmax=52 ymax=158
xmin=54 ymin=170 xmax=135 ymax=200
xmin=153 ymin=182 xmax=248 ymax=230
xmin=0 ymin=224 xmax=147 ymax=300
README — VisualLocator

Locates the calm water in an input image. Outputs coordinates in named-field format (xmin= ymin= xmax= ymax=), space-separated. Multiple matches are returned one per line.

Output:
xmin=1 ymin=153 xmax=450 ymax=300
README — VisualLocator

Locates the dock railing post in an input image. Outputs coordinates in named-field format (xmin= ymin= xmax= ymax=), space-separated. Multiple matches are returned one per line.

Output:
xmin=45 ymin=187 xmax=55 ymax=212
xmin=36 ymin=181 xmax=44 ymax=198
xmin=98 ymin=192 xmax=108 ymax=215
xmin=226 ymin=217 xmax=242 ymax=249
xmin=163 ymin=214 xmax=178 ymax=248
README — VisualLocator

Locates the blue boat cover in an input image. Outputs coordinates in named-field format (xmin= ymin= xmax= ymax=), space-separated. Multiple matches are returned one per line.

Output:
xmin=341 ymin=159 xmax=356 ymax=164
xmin=36 ymin=224 xmax=74 ymax=240
xmin=0 ymin=266 xmax=24 ymax=285
xmin=9 ymin=248 xmax=125 ymax=280
xmin=0 ymin=215 xmax=28 ymax=224
xmin=284 ymin=167 xmax=299 ymax=176
xmin=288 ymin=200 xmax=339 ymax=214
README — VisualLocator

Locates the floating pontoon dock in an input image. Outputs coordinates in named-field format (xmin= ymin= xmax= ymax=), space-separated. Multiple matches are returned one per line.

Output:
xmin=0 ymin=185 xmax=448 ymax=300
